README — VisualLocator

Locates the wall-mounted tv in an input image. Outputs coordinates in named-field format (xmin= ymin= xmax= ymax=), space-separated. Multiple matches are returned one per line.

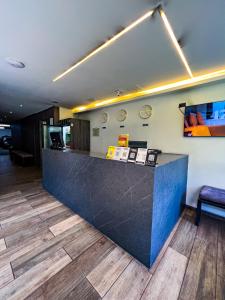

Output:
xmin=184 ymin=100 xmax=225 ymax=137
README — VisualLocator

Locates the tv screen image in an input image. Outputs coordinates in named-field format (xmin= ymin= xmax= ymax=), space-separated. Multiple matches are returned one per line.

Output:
xmin=184 ymin=100 xmax=225 ymax=137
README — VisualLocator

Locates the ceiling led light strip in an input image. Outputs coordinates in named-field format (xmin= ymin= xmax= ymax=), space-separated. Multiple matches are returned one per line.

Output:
xmin=72 ymin=68 xmax=225 ymax=112
xmin=0 ymin=124 xmax=10 ymax=127
xmin=76 ymin=106 xmax=86 ymax=111
xmin=159 ymin=8 xmax=193 ymax=78
xmin=95 ymin=99 xmax=115 ymax=107
xmin=53 ymin=10 xmax=154 ymax=82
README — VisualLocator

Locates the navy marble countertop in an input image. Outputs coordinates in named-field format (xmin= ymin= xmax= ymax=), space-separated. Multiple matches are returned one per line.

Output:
xmin=51 ymin=148 xmax=187 ymax=167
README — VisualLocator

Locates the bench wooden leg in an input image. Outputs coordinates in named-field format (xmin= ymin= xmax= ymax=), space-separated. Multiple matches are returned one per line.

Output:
xmin=195 ymin=199 xmax=202 ymax=226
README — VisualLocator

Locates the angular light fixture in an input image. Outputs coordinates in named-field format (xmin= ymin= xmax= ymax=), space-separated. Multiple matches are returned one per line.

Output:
xmin=159 ymin=7 xmax=193 ymax=78
xmin=56 ymin=5 xmax=224 ymax=113
xmin=53 ymin=10 xmax=154 ymax=82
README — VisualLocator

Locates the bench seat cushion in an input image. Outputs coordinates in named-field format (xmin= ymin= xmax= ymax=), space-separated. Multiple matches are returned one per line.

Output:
xmin=200 ymin=185 xmax=225 ymax=206
xmin=11 ymin=151 xmax=33 ymax=158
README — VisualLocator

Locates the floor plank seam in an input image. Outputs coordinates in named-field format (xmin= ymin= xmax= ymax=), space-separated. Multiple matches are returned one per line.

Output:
xmin=4 ymin=236 xmax=11 ymax=249
xmin=63 ymin=233 xmax=103 ymax=262
xmin=9 ymin=261 xmax=15 ymax=280
xmin=3 ymin=237 xmax=6 ymax=250
xmin=149 ymin=248 xmax=166 ymax=276
xmin=149 ymin=215 xmax=183 ymax=275
xmin=139 ymin=275 xmax=153 ymax=300
xmin=85 ymin=273 xmax=105 ymax=299
xmin=9 ymin=224 xmax=96 ymax=276
xmin=1 ymin=216 xmax=45 ymax=242
xmin=215 ymin=220 xmax=219 ymax=300
xmin=101 ymin=258 xmax=134 ymax=299
xmin=177 ymin=223 xmax=198 ymax=300
xmin=26 ymin=191 xmax=45 ymax=199
xmin=173 ymin=217 xmax=198 ymax=260
xmin=62 ymin=246 xmax=74 ymax=261
xmin=0 ymin=202 xmax=63 ymax=227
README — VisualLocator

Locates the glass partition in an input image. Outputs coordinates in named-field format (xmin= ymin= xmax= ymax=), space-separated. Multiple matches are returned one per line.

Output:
xmin=42 ymin=125 xmax=63 ymax=149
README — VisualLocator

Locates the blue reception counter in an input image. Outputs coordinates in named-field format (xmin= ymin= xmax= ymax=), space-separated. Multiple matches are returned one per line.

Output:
xmin=42 ymin=149 xmax=188 ymax=268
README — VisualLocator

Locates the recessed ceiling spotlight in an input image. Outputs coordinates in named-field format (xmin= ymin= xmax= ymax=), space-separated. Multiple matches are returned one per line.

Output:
xmin=9 ymin=111 xmax=13 ymax=114
xmin=19 ymin=104 xmax=23 ymax=107
xmin=114 ymin=89 xmax=124 ymax=97
xmin=5 ymin=57 xmax=25 ymax=69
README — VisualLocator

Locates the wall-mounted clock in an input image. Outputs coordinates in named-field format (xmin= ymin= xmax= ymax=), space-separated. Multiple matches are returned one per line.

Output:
xmin=139 ymin=105 xmax=152 ymax=119
xmin=100 ymin=111 xmax=108 ymax=123
xmin=116 ymin=109 xmax=127 ymax=122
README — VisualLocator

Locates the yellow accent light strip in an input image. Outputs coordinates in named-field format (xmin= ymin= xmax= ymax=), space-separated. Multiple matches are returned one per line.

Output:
xmin=53 ymin=10 xmax=154 ymax=82
xmin=159 ymin=8 xmax=193 ymax=78
xmin=76 ymin=106 xmax=87 ymax=112
xmin=72 ymin=68 xmax=225 ymax=113
xmin=95 ymin=99 xmax=115 ymax=107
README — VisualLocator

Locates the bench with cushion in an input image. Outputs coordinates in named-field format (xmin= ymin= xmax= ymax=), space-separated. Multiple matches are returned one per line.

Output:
xmin=195 ymin=185 xmax=225 ymax=225
xmin=10 ymin=150 xmax=34 ymax=166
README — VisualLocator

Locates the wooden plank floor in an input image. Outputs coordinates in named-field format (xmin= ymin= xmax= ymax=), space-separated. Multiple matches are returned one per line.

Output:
xmin=0 ymin=155 xmax=224 ymax=299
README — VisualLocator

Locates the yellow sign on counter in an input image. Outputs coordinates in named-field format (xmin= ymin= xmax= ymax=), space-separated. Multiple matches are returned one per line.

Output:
xmin=106 ymin=146 xmax=116 ymax=159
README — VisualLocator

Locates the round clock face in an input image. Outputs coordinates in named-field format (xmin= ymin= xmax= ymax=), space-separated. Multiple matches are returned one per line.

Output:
xmin=116 ymin=109 xmax=127 ymax=122
xmin=100 ymin=112 xmax=108 ymax=123
xmin=139 ymin=105 xmax=152 ymax=119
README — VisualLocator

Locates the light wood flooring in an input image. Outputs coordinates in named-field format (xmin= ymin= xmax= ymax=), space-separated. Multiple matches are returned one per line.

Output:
xmin=0 ymin=155 xmax=224 ymax=299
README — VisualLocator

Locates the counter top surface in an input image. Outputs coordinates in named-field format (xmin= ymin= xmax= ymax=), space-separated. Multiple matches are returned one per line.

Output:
xmin=43 ymin=148 xmax=187 ymax=167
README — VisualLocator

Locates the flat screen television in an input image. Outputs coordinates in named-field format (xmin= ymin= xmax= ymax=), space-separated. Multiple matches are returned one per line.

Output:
xmin=184 ymin=100 xmax=225 ymax=137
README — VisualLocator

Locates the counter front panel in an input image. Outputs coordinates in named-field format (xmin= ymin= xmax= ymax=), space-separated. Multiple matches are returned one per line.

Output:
xmin=42 ymin=149 xmax=188 ymax=267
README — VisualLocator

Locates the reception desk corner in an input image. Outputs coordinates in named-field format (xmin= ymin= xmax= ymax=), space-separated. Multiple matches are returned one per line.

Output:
xmin=42 ymin=149 xmax=188 ymax=268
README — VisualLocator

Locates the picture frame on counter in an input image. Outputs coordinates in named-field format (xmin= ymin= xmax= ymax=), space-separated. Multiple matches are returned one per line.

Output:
xmin=136 ymin=148 xmax=148 ymax=165
xmin=127 ymin=148 xmax=138 ymax=163
xmin=113 ymin=147 xmax=123 ymax=161
xmin=120 ymin=147 xmax=130 ymax=162
xmin=106 ymin=146 xmax=159 ymax=167
xmin=145 ymin=149 xmax=158 ymax=167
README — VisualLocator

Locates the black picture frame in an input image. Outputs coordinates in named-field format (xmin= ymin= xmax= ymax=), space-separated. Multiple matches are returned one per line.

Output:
xmin=145 ymin=150 xmax=158 ymax=167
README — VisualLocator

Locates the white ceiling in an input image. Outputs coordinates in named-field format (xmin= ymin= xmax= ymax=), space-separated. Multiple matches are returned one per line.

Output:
xmin=0 ymin=0 xmax=225 ymax=121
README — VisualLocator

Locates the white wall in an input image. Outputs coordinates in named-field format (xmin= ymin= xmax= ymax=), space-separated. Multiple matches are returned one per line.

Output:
xmin=80 ymin=81 xmax=225 ymax=208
